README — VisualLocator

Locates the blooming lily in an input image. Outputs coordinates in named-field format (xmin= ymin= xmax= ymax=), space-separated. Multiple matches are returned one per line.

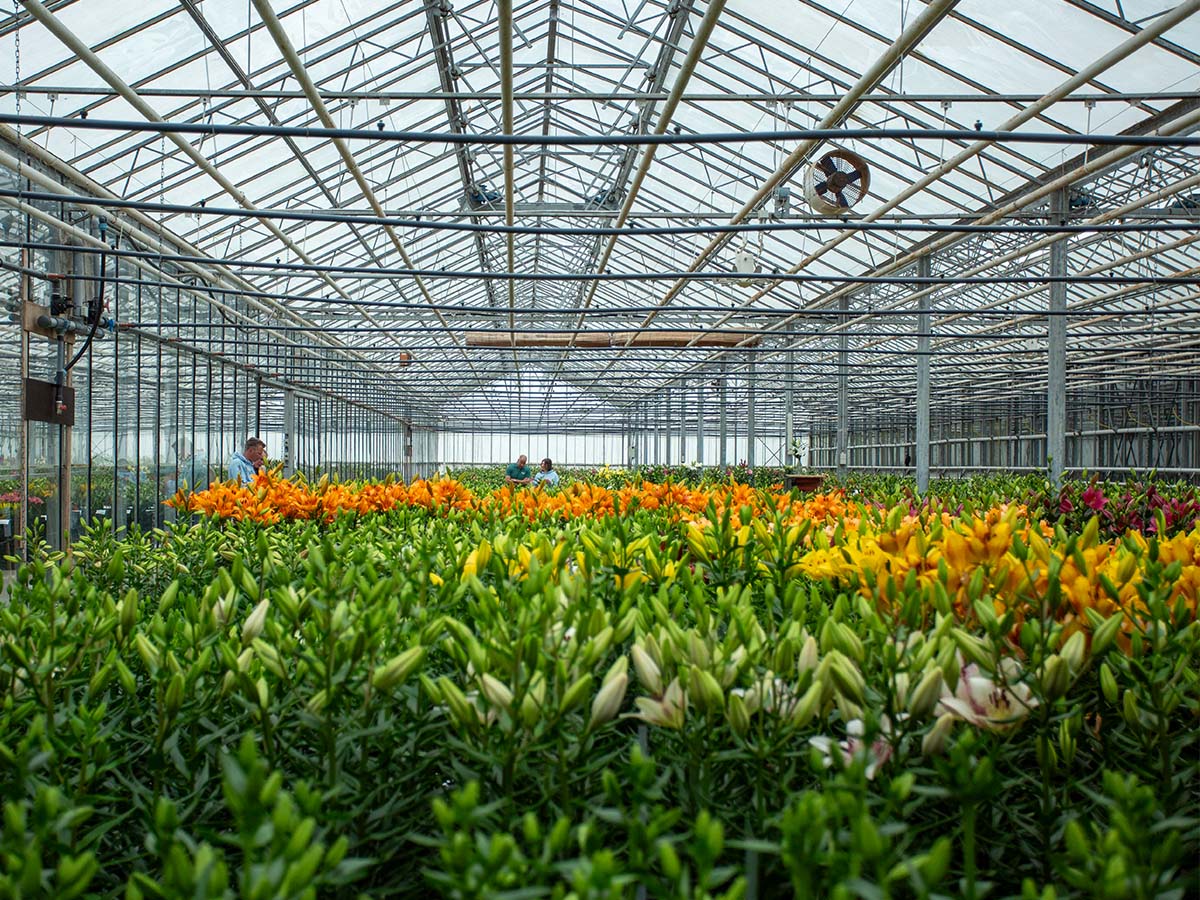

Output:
xmin=937 ymin=659 xmax=1038 ymax=730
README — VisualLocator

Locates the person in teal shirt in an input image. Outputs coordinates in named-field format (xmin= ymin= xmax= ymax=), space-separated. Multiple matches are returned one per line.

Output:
xmin=505 ymin=454 xmax=533 ymax=486
xmin=532 ymin=458 xmax=559 ymax=490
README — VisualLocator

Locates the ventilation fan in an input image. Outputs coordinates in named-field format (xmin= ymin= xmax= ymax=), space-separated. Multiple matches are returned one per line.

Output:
xmin=804 ymin=149 xmax=871 ymax=215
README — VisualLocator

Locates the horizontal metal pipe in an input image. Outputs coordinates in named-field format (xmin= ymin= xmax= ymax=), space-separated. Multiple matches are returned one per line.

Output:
xmin=7 ymin=85 xmax=1195 ymax=103
xmin=839 ymin=424 xmax=1200 ymax=448
xmin=3 ymin=242 xmax=1193 ymax=286
xmin=108 ymin=337 xmax=1199 ymax=359
xmin=808 ymin=464 xmax=1200 ymax=476
xmin=3 ymin=114 xmax=1199 ymax=147
xmin=6 ymin=187 xmax=1195 ymax=237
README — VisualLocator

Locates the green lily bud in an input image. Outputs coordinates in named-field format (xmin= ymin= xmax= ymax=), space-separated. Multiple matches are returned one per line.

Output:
xmin=438 ymin=677 xmax=475 ymax=727
xmin=1060 ymin=631 xmax=1087 ymax=674
xmin=88 ymin=663 xmax=114 ymax=698
xmin=1099 ymin=662 xmax=1119 ymax=704
xmin=164 ymin=672 xmax=184 ymax=719
xmin=588 ymin=671 xmax=627 ymax=730
xmin=372 ymin=646 xmax=425 ymax=692
xmin=1036 ymin=734 xmax=1057 ymax=775
xmin=1090 ymin=613 xmax=1124 ymax=657
xmin=828 ymin=652 xmax=865 ymax=705
xmin=480 ymin=674 xmax=514 ymax=712
xmin=658 ymin=840 xmax=681 ymax=880
xmin=797 ymin=634 xmax=820 ymax=674
xmin=241 ymin=599 xmax=270 ymax=645
xmin=134 ymin=633 xmax=160 ymax=673
xmin=116 ymin=659 xmax=137 ymax=696
xmin=690 ymin=666 xmax=724 ymax=714
xmin=687 ymin=632 xmax=710 ymax=669
xmin=789 ymin=680 xmax=823 ymax=729
xmin=559 ymin=673 xmax=594 ymax=716
xmin=908 ymin=668 xmax=944 ymax=719
xmin=921 ymin=712 xmax=955 ymax=756
xmin=1058 ymin=719 xmax=1076 ymax=767
xmin=727 ymin=692 xmax=750 ymax=737
xmin=951 ymin=628 xmax=994 ymax=672
xmin=120 ymin=588 xmax=138 ymax=639
xmin=1040 ymin=655 xmax=1070 ymax=701
xmin=603 ymin=655 xmax=628 ymax=686
xmin=631 ymin=644 xmax=663 ymax=696
xmin=1122 ymin=690 xmax=1140 ymax=730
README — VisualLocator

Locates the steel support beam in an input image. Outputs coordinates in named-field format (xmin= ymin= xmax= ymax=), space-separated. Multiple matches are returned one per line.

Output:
xmin=719 ymin=364 xmax=728 ymax=467
xmin=696 ymin=381 xmax=704 ymax=465
xmin=746 ymin=354 xmax=756 ymax=468
xmin=1048 ymin=188 xmax=1069 ymax=485
xmin=837 ymin=295 xmax=849 ymax=479
xmin=785 ymin=353 xmax=794 ymax=466
xmin=916 ymin=256 xmax=932 ymax=492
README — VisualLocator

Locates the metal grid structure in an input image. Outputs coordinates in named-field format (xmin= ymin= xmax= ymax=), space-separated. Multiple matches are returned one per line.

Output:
xmin=1 ymin=0 xmax=1199 ymax=535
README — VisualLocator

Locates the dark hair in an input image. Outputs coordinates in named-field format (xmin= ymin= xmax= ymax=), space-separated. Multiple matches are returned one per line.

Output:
xmin=245 ymin=437 xmax=265 ymax=450
xmin=541 ymin=458 xmax=553 ymax=470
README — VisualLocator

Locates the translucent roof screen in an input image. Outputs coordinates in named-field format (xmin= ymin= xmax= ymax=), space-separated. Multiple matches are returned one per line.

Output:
xmin=0 ymin=0 xmax=1196 ymax=430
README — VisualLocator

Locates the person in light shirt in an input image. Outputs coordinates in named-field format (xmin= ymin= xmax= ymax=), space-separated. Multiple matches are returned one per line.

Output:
xmin=227 ymin=437 xmax=265 ymax=484
xmin=532 ymin=457 xmax=559 ymax=490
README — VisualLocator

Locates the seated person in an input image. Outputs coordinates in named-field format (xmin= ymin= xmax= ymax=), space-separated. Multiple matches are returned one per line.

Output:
xmin=505 ymin=454 xmax=533 ymax=486
xmin=532 ymin=457 xmax=559 ymax=489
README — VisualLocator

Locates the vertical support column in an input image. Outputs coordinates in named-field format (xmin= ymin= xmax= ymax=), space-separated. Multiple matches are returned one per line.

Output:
xmin=678 ymin=387 xmax=686 ymax=464
xmin=719 ymin=362 xmax=728 ymax=467
xmin=1048 ymin=187 xmax=1068 ymax=487
xmin=283 ymin=390 xmax=296 ymax=477
xmin=746 ymin=354 xmax=756 ymax=468
xmin=784 ymin=351 xmax=794 ymax=466
xmin=836 ymin=295 xmax=849 ymax=479
xmin=665 ymin=388 xmax=672 ymax=465
xmin=696 ymin=381 xmax=704 ymax=465
xmin=916 ymin=255 xmax=932 ymax=493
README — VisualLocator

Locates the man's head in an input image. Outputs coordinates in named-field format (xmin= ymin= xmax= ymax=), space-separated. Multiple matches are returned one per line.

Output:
xmin=541 ymin=458 xmax=553 ymax=471
xmin=517 ymin=454 xmax=528 ymax=467
xmin=244 ymin=437 xmax=266 ymax=465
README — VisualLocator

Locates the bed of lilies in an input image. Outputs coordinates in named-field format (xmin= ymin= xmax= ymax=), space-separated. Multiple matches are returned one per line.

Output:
xmin=2 ymin=475 xmax=1197 ymax=898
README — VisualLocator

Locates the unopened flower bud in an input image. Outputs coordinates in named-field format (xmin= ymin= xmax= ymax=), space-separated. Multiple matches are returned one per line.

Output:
xmin=908 ymin=668 xmax=944 ymax=719
xmin=631 ymin=644 xmax=663 ymax=696
xmin=1099 ymin=662 xmax=1119 ymax=704
xmin=588 ymin=672 xmax=627 ymax=729
xmin=921 ymin=712 xmax=955 ymax=756
xmin=790 ymin=680 xmax=823 ymax=729
xmin=480 ymin=674 xmax=514 ymax=712
xmin=1041 ymin=655 xmax=1070 ymax=701
xmin=241 ymin=599 xmax=270 ymax=645
xmin=1060 ymin=631 xmax=1086 ymax=674
xmin=727 ymin=692 xmax=750 ymax=737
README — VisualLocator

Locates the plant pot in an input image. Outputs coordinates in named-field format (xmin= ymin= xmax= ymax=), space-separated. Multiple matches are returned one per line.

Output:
xmin=784 ymin=473 xmax=825 ymax=493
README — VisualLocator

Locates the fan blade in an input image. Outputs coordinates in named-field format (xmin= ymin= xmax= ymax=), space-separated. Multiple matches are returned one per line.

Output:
xmin=819 ymin=155 xmax=837 ymax=175
xmin=813 ymin=180 xmax=828 ymax=194
xmin=845 ymin=170 xmax=862 ymax=184
xmin=836 ymin=191 xmax=849 ymax=208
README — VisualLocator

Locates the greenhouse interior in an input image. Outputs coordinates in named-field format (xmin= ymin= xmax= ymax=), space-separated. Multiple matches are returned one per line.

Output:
xmin=1 ymin=0 xmax=1198 ymax=896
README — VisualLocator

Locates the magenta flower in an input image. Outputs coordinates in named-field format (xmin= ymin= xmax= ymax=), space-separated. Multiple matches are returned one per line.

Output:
xmin=1081 ymin=485 xmax=1107 ymax=511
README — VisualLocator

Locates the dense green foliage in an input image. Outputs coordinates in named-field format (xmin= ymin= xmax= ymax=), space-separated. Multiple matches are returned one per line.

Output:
xmin=0 ymin=488 xmax=1197 ymax=898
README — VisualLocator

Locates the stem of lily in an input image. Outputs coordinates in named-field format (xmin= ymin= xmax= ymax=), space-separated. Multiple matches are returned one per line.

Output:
xmin=963 ymin=802 xmax=978 ymax=900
